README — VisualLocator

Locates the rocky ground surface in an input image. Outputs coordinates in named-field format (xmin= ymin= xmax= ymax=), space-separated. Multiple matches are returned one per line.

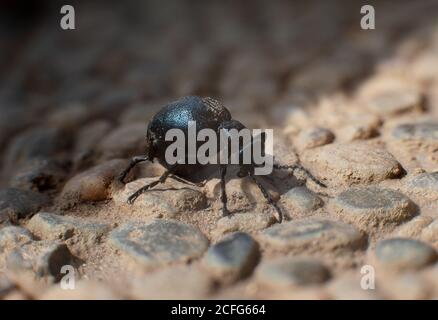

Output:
xmin=2 ymin=0 xmax=438 ymax=299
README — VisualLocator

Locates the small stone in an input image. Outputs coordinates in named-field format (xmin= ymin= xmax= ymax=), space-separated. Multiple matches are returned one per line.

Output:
xmin=256 ymin=257 xmax=331 ymax=288
xmin=10 ymin=158 xmax=68 ymax=191
xmin=301 ymin=142 xmax=403 ymax=187
xmin=109 ymin=219 xmax=209 ymax=268
xmin=366 ymin=90 xmax=422 ymax=116
xmin=338 ymin=123 xmax=378 ymax=141
xmin=280 ymin=186 xmax=323 ymax=215
xmin=47 ymin=103 xmax=90 ymax=129
xmin=97 ymin=123 xmax=147 ymax=160
xmin=3 ymin=126 xmax=71 ymax=171
xmin=27 ymin=212 xmax=110 ymax=247
xmin=74 ymin=120 xmax=113 ymax=153
xmin=6 ymin=240 xmax=75 ymax=281
xmin=388 ymin=122 xmax=438 ymax=170
xmin=129 ymin=265 xmax=214 ymax=299
xmin=203 ymin=232 xmax=260 ymax=283
xmin=392 ymin=122 xmax=438 ymax=142
xmin=329 ymin=187 xmax=416 ymax=232
xmin=114 ymin=178 xmax=207 ymax=217
xmin=259 ymin=218 xmax=366 ymax=253
xmin=294 ymin=127 xmax=334 ymax=151
xmin=61 ymin=159 xmax=128 ymax=203
xmin=213 ymin=212 xmax=276 ymax=237
xmin=372 ymin=238 xmax=438 ymax=271
xmin=405 ymin=172 xmax=438 ymax=201
xmin=0 ymin=188 xmax=50 ymax=224
xmin=0 ymin=226 xmax=34 ymax=250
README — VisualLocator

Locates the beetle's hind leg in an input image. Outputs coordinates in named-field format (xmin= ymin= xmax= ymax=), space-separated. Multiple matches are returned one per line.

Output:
xmin=118 ymin=155 xmax=149 ymax=184
xmin=249 ymin=172 xmax=283 ymax=223
xmin=127 ymin=170 xmax=171 ymax=204
xmin=274 ymin=163 xmax=326 ymax=188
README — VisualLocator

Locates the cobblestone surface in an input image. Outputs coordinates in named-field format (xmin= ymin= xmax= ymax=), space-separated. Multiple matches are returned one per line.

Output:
xmin=1 ymin=0 xmax=438 ymax=299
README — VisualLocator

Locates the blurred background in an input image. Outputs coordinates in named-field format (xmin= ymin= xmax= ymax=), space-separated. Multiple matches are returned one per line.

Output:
xmin=1 ymin=0 xmax=438 ymax=188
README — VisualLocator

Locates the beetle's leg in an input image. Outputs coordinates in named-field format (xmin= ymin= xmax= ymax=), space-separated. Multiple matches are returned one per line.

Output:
xmin=220 ymin=165 xmax=230 ymax=217
xmin=127 ymin=170 xmax=171 ymax=204
xmin=274 ymin=163 xmax=326 ymax=188
xmin=118 ymin=155 xmax=149 ymax=184
xmin=169 ymin=175 xmax=205 ymax=187
xmin=249 ymin=172 xmax=283 ymax=223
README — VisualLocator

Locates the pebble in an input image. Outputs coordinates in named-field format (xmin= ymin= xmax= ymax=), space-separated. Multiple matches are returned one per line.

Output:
xmin=3 ymin=126 xmax=71 ymax=171
xmin=294 ymin=127 xmax=335 ymax=151
xmin=10 ymin=158 xmax=67 ymax=191
xmin=0 ymin=188 xmax=50 ymax=224
xmin=255 ymin=257 xmax=331 ymax=288
xmin=114 ymin=178 xmax=207 ymax=217
xmin=213 ymin=212 xmax=276 ymax=238
xmin=0 ymin=226 xmax=34 ymax=251
xmin=97 ymin=123 xmax=147 ymax=160
xmin=259 ymin=218 xmax=366 ymax=253
xmin=372 ymin=238 xmax=438 ymax=271
xmin=329 ymin=186 xmax=416 ymax=232
xmin=391 ymin=121 xmax=438 ymax=143
xmin=61 ymin=159 xmax=128 ymax=203
xmin=6 ymin=240 xmax=74 ymax=281
xmin=301 ymin=142 xmax=403 ymax=187
xmin=405 ymin=172 xmax=438 ymax=201
xmin=27 ymin=212 xmax=110 ymax=245
xmin=109 ymin=219 xmax=209 ymax=268
xmin=366 ymin=90 xmax=422 ymax=116
xmin=280 ymin=186 xmax=323 ymax=215
xmin=202 ymin=232 xmax=260 ymax=283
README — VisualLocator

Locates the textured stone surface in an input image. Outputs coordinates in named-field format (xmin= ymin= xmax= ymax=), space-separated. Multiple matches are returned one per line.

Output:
xmin=203 ymin=232 xmax=259 ymax=283
xmin=110 ymin=220 xmax=209 ymax=268
xmin=295 ymin=127 xmax=335 ymax=151
xmin=27 ymin=212 xmax=110 ymax=245
xmin=405 ymin=172 xmax=438 ymax=201
xmin=301 ymin=142 xmax=403 ymax=187
xmin=10 ymin=158 xmax=68 ymax=192
xmin=329 ymin=187 xmax=416 ymax=232
xmin=366 ymin=90 xmax=422 ymax=116
xmin=258 ymin=218 xmax=366 ymax=253
xmin=372 ymin=238 xmax=438 ymax=271
xmin=256 ymin=257 xmax=331 ymax=288
xmin=213 ymin=212 xmax=276 ymax=238
xmin=61 ymin=159 xmax=128 ymax=203
xmin=0 ymin=188 xmax=50 ymax=224
xmin=280 ymin=186 xmax=323 ymax=215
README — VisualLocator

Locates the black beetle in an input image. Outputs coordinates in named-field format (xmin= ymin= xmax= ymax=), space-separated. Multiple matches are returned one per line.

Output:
xmin=118 ymin=96 xmax=325 ymax=223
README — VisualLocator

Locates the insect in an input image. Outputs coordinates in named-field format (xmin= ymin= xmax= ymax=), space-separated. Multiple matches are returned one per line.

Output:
xmin=118 ymin=96 xmax=325 ymax=223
